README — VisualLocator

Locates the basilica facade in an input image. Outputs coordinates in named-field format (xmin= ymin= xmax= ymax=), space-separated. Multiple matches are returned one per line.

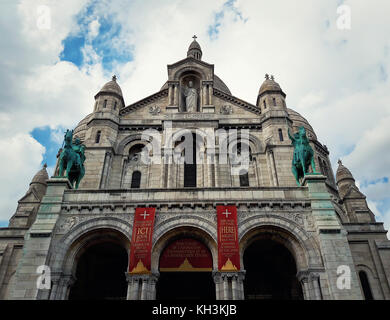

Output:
xmin=0 ymin=39 xmax=389 ymax=300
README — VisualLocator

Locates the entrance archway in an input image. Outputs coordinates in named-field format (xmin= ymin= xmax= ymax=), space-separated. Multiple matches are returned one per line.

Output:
xmin=156 ymin=238 xmax=215 ymax=300
xmin=68 ymin=229 xmax=129 ymax=300
xmin=243 ymin=238 xmax=303 ymax=300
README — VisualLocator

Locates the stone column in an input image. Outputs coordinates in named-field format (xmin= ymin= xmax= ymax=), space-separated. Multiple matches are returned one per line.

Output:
xmin=267 ymin=149 xmax=279 ymax=186
xmin=222 ymin=275 xmax=229 ymax=300
xmin=208 ymin=84 xmax=213 ymax=105
xmin=311 ymin=273 xmax=322 ymax=300
xmin=297 ymin=270 xmax=323 ymax=300
xmin=203 ymin=83 xmax=208 ymax=106
xmin=173 ymin=84 xmax=178 ymax=106
xmin=303 ymin=174 xmax=363 ymax=300
xmin=212 ymin=271 xmax=222 ymax=300
xmin=100 ymin=151 xmax=112 ymax=188
xmin=126 ymin=273 xmax=159 ymax=300
xmin=297 ymin=271 xmax=310 ymax=300
xmin=168 ymin=84 xmax=173 ymax=105
xmin=57 ymin=274 xmax=75 ymax=300
xmin=213 ymin=271 xmax=245 ymax=300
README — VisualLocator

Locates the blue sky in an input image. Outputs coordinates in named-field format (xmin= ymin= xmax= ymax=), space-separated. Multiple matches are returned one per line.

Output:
xmin=60 ymin=1 xmax=133 ymax=71
xmin=0 ymin=0 xmax=389 ymax=230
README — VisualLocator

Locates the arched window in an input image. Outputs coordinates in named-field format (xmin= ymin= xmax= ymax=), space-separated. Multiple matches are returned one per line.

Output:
xmin=236 ymin=142 xmax=253 ymax=162
xmin=239 ymin=169 xmax=249 ymax=187
xmin=359 ymin=271 xmax=373 ymax=300
xmin=95 ymin=131 xmax=101 ymax=143
xmin=129 ymin=144 xmax=145 ymax=161
xmin=131 ymin=171 xmax=141 ymax=189
xmin=263 ymin=99 xmax=267 ymax=108
xmin=278 ymin=129 xmax=284 ymax=142
xmin=114 ymin=101 xmax=117 ymax=110
xmin=273 ymin=97 xmax=276 ymax=106
xmin=103 ymin=99 xmax=107 ymax=108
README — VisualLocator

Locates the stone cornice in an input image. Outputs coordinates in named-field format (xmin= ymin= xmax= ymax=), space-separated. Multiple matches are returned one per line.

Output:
xmin=213 ymin=89 xmax=261 ymax=115
xmin=167 ymin=56 xmax=214 ymax=70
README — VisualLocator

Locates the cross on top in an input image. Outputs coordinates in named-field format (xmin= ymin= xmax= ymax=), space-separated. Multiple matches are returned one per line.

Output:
xmin=265 ymin=74 xmax=269 ymax=80
xmin=140 ymin=210 xmax=149 ymax=220
xmin=192 ymin=35 xmax=197 ymax=40
xmin=223 ymin=209 xmax=231 ymax=218
xmin=112 ymin=75 xmax=117 ymax=81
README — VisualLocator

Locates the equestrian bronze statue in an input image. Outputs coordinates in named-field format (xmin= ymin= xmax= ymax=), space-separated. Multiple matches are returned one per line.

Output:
xmin=58 ymin=129 xmax=86 ymax=189
xmin=288 ymin=126 xmax=316 ymax=186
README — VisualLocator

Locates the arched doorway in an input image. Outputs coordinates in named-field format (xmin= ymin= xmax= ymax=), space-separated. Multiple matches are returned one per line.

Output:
xmin=156 ymin=238 xmax=215 ymax=300
xmin=68 ymin=229 xmax=129 ymax=300
xmin=243 ymin=238 xmax=303 ymax=300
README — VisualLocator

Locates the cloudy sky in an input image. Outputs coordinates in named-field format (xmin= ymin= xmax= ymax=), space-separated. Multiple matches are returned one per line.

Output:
xmin=0 ymin=0 xmax=389 ymax=230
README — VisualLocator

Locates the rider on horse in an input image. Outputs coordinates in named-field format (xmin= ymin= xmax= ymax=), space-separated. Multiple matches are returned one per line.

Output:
xmin=288 ymin=126 xmax=316 ymax=186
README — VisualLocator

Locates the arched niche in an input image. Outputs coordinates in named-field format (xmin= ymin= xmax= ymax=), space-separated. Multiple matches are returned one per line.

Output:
xmin=179 ymin=70 xmax=202 ymax=112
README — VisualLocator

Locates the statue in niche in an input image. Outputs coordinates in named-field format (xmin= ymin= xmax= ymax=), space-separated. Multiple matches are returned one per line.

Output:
xmin=182 ymin=80 xmax=198 ymax=112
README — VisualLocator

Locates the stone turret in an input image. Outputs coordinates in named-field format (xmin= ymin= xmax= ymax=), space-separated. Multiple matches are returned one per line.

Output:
xmin=187 ymin=35 xmax=202 ymax=60
xmin=256 ymin=74 xmax=287 ymax=112
xmin=93 ymin=75 xmax=124 ymax=115
xmin=336 ymin=160 xmax=356 ymax=198
xmin=80 ymin=76 xmax=124 ymax=188
xmin=8 ymin=164 xmax=48 ymax=228
xmin=336 ymin=160 xmax=375 ymax=223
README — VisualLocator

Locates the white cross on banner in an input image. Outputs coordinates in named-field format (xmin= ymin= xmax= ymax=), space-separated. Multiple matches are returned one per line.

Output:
xmin=222 ymin=210 xmax=231 ymax=218
xmin=140 ymin=211 xmax=150 ymax=220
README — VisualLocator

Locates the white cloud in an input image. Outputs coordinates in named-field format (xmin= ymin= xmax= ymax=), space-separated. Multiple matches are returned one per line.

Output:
xmin=88 ymin=19 xmax=100 ymax=39
xmin=0 ymin=134 xmax=45 ymax=221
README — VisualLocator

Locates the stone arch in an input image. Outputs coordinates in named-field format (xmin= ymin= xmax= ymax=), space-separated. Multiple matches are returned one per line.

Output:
xmin=152 ymin=220 xmax=218 ymax=273
xmin=166 ymin=127 xmax=210 ymax=150
xmin=356 ymin=264 xmax=380 ymax=299
xmin=172 ymin=66 xmax=208 ymax=81
xmin=219 ymin=131 xmax=263 ymax=154
xmin=116 ymin=133 xmax=154 ymax=155
xmin=239 ymin=215 xmax=323 ymax=272
xmin=49 ymin=217 xmax=132 ymax=275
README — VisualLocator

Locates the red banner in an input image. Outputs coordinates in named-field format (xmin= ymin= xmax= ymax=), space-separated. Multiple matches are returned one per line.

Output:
xmin=159 ymin=238 xmax=212 ymax=272
xmin=128 ymin=207 xmax=156 ymax=274
xmin=217 ymin=205 xmax=240 ymax=271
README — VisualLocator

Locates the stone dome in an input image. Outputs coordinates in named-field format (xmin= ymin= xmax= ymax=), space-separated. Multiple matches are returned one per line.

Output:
xmin=287 ymin=108 xmax=317 ymax=141
xmin=97 ymin=75 xmax=123 ymax=97
xmin=160 ymin=75 xmax=231 ymax=95
xmin=258 ymin=75 xmax=285 ymax=97
xmin=31 ymin=164 xmax=49 ymax=185
xmin=214 ymin=75 xmax=232 ymax=95
xmin=336 ymin=160 xmax=355 ymax=184
xmin=188 ymin=39 xmax=202 ymax=51
xmin=73 ymin=113 xmax=93 ymax=141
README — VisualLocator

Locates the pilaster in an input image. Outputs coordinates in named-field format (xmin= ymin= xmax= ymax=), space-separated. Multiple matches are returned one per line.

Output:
xmin=303 ymin=174 xmax=363 ymax=299
xmin=10 ymin=178 xmax=72 ymax=299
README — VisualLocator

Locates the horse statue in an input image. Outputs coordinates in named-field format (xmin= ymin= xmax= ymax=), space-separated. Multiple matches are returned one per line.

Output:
xmin=58 ymin=129 xmax=85 ymax=189
xmin=288 ymin=126 xmax=316 ymax=186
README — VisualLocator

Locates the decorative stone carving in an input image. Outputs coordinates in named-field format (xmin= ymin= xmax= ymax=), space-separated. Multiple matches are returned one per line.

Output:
xmin=59 ymin=216 xmax=78 ymax=232
xmin=220 ymin=105 xmax=233 ymax=115
xmin=149 ymin=105 xmax=161 ymax=115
